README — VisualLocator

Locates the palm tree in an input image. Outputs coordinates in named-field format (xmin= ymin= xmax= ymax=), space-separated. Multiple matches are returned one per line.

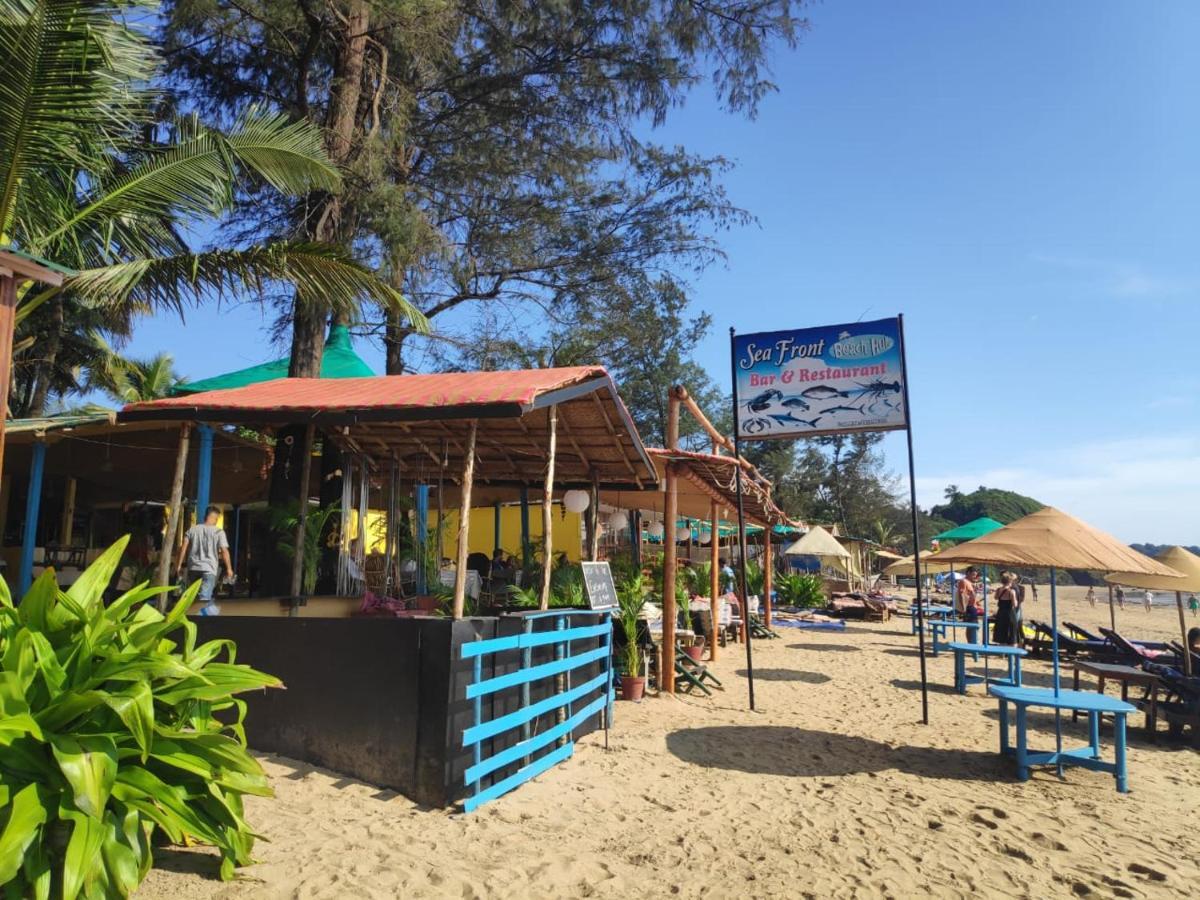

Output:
xmin=0 ymin=0 xmax=427 ymax=416
xmin=91 ymin=349 xmax=185 ymax=404
xmin=871 ymin=517 xmax=898 ymax=550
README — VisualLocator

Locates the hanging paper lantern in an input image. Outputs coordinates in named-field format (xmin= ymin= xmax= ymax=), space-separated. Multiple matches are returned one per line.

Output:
xmin=675 ymin=526 xmax=691 ymax=543
xmin=699 ymin=529 xmax=712 ymax=545
xmin=562 ymin=489 xmax=590 ymax=514
xmin=647 ymin=521 xmax=665 ymax=539
xmin=608 ymin=511 xmax=629 ymax=531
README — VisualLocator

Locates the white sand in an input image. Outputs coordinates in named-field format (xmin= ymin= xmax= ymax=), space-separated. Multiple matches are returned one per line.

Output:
xmin=138 ymin=587 xmax=1200 ymax=898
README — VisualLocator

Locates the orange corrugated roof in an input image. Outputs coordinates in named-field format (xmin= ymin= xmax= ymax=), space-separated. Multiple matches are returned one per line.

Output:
xmin=122 ymin=366 xmax=610 ymax=421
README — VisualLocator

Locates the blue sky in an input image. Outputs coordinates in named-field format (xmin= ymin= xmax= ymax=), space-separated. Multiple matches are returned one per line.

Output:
xmin=124 ymin=1 xmax=1199 ymax=543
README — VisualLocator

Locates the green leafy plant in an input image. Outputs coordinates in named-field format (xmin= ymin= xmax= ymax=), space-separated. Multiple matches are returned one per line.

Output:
xmin=550 ymin=564 xmax=585 ymax=608
xmin=616 ymin=574 xmax=647 ymax=678
xmin=267 ymin=502 xmax=340 ymax=595
xmin=775 ymin=571 xmax=825 ymax=608
xmin=0 ymin=536 xmax=281 ymax=897
xmin=506 ymin=584 xmax=540 ymax=609
xmin=742 ymin=559 xmax=764 ymax=597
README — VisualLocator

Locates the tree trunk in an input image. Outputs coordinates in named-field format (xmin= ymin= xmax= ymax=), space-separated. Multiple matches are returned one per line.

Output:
xmin=385 ymin=311 xmax=412 ymax=374
xmin=27 ymin=297 xmax=64 ymax=417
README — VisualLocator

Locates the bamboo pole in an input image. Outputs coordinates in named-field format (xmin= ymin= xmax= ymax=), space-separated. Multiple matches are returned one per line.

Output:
xmin=763 ymin=527 xmax=774 ymax=628
xmin=709 ymin=499 xmax=720 ymax=661
xmin=1109 ymin=584 xmax=1116 ymax=632
xmin=437 ymin=439 xmax=446 ymax=565
xmin=156 ymin=423 xmax=192 ymax=590
xmin=288 ymin=424 xmax=316 ymax=607
xmin=453 ymin=421 xmax=478 ymax=619
xmin=60 ymin=477 xmax=77 ymax=545
xmin=540 ymin=406 xmax=557 ymax=609
xmin=589 ymin=470 xmax=600 ymax=561
xmin=661 ymin=393 xmax=680 ymax=693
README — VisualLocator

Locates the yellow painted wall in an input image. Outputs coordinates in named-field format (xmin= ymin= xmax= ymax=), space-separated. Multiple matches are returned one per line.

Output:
xmin=431 ymin=506 xmax=583 ymax=562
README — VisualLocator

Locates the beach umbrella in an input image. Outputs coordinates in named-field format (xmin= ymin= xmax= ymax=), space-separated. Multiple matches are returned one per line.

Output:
xmin=931 ymin=507 xmax=1181 ymax=775
xmin=1105 ymin=546 xmax=1200 ymax=676
xmin=881 ymin=553 xmax=959 ymax=577
xmin=933 ymin=517 xmax=1005 ymax=543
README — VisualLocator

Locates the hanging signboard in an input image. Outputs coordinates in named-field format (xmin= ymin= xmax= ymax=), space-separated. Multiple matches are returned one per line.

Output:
xmin=732 ymin=317 xmax=907 ymax=440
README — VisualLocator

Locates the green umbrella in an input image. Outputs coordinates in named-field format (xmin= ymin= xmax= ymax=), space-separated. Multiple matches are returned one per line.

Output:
xmin=171 ymin=323 xmax=372 ymax=395
xmin=934 ymin=517 xmax=1005 ymax=543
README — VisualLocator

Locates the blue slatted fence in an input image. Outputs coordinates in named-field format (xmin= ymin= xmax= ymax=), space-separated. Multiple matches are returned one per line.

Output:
xmin=461 ymin=610 xmax=613 ymax=812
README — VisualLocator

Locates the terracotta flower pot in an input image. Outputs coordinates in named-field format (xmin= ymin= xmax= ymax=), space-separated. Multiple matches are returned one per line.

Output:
xmin=620 ymin=675 xmax=646 ymax=702
xmin=684 ymin=645 xmax=704 ymax=663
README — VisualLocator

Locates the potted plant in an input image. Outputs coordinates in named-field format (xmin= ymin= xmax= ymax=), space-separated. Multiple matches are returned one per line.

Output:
xmin=617 ymin=573 xmax=648 ymax=700
xmin=675 ymin=579 xmax=705 ymax=662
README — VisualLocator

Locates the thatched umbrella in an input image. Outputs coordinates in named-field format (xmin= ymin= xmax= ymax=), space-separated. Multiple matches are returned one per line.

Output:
xmin=932 ymin=507 xmax=1181 ymax=774
xmin=1105 ymin=546 xmax=1200 ymax=676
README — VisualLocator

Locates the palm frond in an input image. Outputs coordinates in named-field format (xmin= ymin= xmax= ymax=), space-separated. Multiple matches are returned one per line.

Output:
xmin=40 ymin=110 xmax=341 ymax=246
xmin=65 ymin=242 xmax=430 ymax=330
xmin=0 ymin=0 xmax=154 ymax=231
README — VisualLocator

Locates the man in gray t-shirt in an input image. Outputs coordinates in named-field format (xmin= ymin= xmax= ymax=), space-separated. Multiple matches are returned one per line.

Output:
xmin=176 ymin=506 xmax=233 ymax=614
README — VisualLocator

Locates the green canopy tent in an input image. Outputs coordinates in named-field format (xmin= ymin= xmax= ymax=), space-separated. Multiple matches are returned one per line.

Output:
xmin=171 ymin=324 xmax=372 ymax=396
xmin=933 ymin=517 xmax=1005 ymax=543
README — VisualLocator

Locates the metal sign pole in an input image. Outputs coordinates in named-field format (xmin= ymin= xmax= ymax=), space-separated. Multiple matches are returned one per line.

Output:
xmin=729 ymin=327 xmax=757 ymax=711
xmin=898 ymin=314 xmax=930 ymax=725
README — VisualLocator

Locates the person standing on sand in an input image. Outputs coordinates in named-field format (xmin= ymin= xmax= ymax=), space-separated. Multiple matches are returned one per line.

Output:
xmin=1116 ymin=585 xmax=1126 ymax=609
xmin=992 ymin=573 xmax=1018 ymax=645
xmin=1144 ymin=589 xmax=1154 ymax=612
xmin=1029 ymin=579 xmax=1038 ymax=602
xmin=1086 ymin=586 xmax=1096 ymax=607
xmin=1189 ymin=594 xmax=1198 ymax=617
xmin=957 ymin=568 xmax=980 ymax=624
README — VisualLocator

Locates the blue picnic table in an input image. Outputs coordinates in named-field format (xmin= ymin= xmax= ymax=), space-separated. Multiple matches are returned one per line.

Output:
xmin=947 ymin=642 xmax=1026 ymax=694
xmin=907 ymin=605 xmax=953 ymax=634
xmin=988 ymin=684 xmax=1136 ymax=793
xmin=925 ymin=618 xmax=980 ymax=655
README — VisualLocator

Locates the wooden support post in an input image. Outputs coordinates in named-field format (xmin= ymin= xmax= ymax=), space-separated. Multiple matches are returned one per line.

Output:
xmin=60 ymin=477 xmax=77 ymax=546
xmin=437 ymin=439 xmax=446 ymax=565
xmin=589 ymin=470 xmax=600 ymax=561
xmin=661 ymin=392 xmax=681 ymax=693
xmin=453 ymin=422 xmax=478 ymax=619
xmin=763 ymin=527 xmax=774 ymax=628
xmin=540 ymin=406 xmax=557 ymax=610
xmin=288 ymin=425 xmax=316 ymax=606
xmin=0 ymin=277 xmax=18 ymax=488
xmin=709 ymin=499 xmax=720 ymax=661
xmin=1108 ymin=584 xmax=1116 ymax=632
xmin=1178 ymin=591 xmax=1193 ymax=677
xmin=156 ymin=423 xmax=192 ymax=589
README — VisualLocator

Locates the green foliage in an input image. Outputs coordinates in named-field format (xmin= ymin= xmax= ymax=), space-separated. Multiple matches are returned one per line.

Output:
xmin=550 ymin=564 xmax=585 ymax=608
xmin=774 ymin=572 xmax=825 ymax=608
xmin=929 ymin=486 xmax=1043 ymax=527
xmin=742 ymin=560 xmax=764 ymax=598
xmin=0 ymin=0 xmax=425 ymax=415
xmin=267 ymin=502 xmax=340 ymax=595
xmin=616 ymin=574 xmax=647 ymax=678
xmin=0 ymin=536 xmax=281 ymax=896
xmin=505 ymin=584 xmax=540 ymax=610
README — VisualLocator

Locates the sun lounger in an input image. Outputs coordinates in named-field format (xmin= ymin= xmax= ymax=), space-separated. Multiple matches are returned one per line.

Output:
xmin=1098 ymin=627 xmax=1173 ymax=661
xmin=1026 ymin=621 xmax=1123 ymax=662
xmin=1063 ymin=621 xmax=1105 ymax=643
xmin=674 ymin=647 xmax=723 ymax=695
xmin=1144 ymin=663 xmax=1200 ymax=747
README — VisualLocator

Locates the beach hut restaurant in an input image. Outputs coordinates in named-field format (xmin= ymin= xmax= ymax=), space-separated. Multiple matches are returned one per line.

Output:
xmin=106 ymin=366 xmax=656 ymax=806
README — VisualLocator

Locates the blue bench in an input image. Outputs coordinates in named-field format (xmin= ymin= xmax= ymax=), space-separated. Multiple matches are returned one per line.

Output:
xmin=925 ymin=619 xmax=980 ymax=655
xmin=907 ymin=605 xmax=953 ymax=633
xmin=988 ymin=684 xmax=1136 ymax=793
xmin=947 ymin=642 xmax=1026 ymax=694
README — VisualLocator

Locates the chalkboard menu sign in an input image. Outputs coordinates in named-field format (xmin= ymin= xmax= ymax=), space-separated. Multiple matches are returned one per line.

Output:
xmin=581 ymin=562 xmax=619 ymax=611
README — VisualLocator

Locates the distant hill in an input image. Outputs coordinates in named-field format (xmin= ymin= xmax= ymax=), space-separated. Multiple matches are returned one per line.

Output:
xmin=929 ymin=486 xmax=1044 ymax=527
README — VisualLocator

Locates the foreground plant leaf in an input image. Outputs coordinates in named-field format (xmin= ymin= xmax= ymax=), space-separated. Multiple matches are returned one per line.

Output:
xmin=0 ymin=537 xmax=282 ymax=895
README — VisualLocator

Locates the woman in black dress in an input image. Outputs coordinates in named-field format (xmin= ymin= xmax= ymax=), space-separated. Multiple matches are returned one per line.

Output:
xmin=992 ymin=572 xmax=1017 ymax=645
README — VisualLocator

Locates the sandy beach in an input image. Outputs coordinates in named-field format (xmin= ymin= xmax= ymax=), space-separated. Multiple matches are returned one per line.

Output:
xmin=139 ymin=587 xmax=1199 ymax=899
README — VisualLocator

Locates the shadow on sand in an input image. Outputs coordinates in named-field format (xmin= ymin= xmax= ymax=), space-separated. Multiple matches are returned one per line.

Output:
xmin=882 ymin=647 xmax=923 ymax=658
xmin=666 ymin=725 xmax=1004 ymax=780
xmin=890 ymin=678 xmax=957 ymax=696
xmin=786 ymin=642 xmax=860 ymax=653
xmin=736 ymin=668 xmax=831 ymax=684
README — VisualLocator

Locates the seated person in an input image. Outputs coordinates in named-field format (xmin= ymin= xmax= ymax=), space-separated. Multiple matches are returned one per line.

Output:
xmin=1188 ymin=627 xmax=1200 ymax=655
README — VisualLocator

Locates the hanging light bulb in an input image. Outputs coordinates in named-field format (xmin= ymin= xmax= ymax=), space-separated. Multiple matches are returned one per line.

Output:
xmin=99 ymin=436 xmax=113 ymax=473
xmin=608 ymin=510 xmax=629 ymax=531
xmin=562 ymin=490 xmax=590 ymax=514
xmin=230 ymin=447 xmax=244 ymax=474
